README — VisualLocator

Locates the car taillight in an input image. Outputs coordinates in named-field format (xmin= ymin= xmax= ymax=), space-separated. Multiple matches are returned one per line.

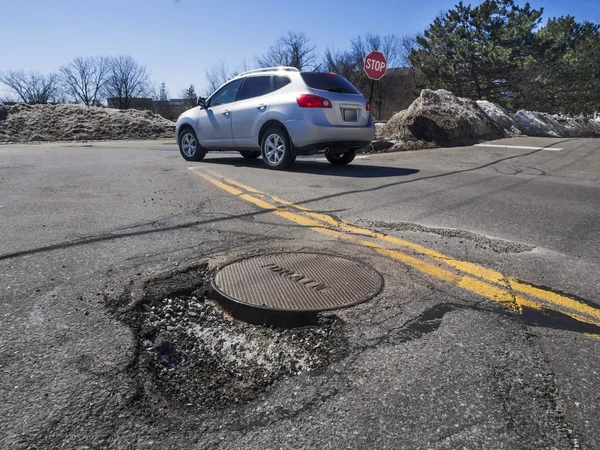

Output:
xmin=297 ymin=94 xmax=332 ymax=108
xmin=366 ymin=102 xmax=373 ymax=112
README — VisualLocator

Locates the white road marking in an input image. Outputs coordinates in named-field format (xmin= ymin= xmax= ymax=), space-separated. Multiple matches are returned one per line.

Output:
xmin=475 ymin=144 xmax=563 ymax=151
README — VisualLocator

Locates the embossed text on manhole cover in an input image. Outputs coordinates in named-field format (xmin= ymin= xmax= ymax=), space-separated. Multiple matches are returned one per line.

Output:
xmin=212 ymin=252 xmax=383 ymax=313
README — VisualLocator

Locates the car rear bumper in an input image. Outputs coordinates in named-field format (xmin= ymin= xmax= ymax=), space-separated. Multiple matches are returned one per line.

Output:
xmin=285 ymin=119 xmax=375 ymax=152
xmin=294 ymin=141 xmax=371 ymax=155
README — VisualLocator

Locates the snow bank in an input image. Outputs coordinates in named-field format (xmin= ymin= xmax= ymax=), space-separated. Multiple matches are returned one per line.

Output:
xmin=476 ymin=100 xmax=522 ymax=136
xmin=373 ymin=90 xmax=600 ymax=152
xmin=0 ymin=104 xmax=175 ymax=143
xmin=376 ymin=89 xmax=503 ymax=151
xmin=514 ymin=110 xmax=600 ymax=138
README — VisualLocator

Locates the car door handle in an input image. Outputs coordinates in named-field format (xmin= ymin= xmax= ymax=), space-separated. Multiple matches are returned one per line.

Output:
xmin=223 ymin=110 xmax=230 ymax=116
xmin=257 ymin=104 xmax=266 ymax=110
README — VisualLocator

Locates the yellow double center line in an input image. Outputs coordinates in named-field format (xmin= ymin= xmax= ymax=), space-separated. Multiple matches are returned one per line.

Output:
xmin=191 ymin=167 xmax=600 ymax=339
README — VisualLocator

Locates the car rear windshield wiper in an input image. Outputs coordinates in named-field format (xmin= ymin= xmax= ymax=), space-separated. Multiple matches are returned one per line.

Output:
xmin=326 ymin=87 xmax=351 ymax=93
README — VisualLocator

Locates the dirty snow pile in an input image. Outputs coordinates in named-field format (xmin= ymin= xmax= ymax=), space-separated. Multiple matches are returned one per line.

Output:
xmin=513 ymin=111 xmax=600 ymax=138
xmin=376 ymin=89 xmax=503 ymax=151
xmin=0 ymin=103 xmax=175 ymax=143
xmin=375 ymin=89 xmax=600 ymax=152
xmin=476 ymin=100 xmax=523 ymax=136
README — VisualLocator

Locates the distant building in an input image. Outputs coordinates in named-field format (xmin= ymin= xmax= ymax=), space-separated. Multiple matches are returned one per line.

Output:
xmin=150 ymin=99 xmax=190 ymax=121
xmin=105 ymin=97 xmax=190 ymax=120
xmin=106 ymin=97 xmax=153 ymax=110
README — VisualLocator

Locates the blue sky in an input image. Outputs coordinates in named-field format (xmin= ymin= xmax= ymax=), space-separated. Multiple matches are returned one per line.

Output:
xmin=1 ymin=0 xmax=598 ymax=99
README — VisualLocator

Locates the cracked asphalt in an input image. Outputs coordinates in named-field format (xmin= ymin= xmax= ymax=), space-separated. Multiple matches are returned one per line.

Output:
xmin=1 ymin=137 xmax=599 ymax=449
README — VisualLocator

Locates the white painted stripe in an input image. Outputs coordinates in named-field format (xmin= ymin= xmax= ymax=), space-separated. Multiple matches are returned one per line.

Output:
xmin=475 ymin=144 xmax=563 ymax=151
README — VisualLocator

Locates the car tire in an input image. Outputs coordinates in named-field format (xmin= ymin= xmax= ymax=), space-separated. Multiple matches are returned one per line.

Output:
xmin=261 ymin=127 xmax=295 ymax=170
xmin=178 ymin=127 xmax=206 ymax=161
xmin=240 ymin=151 xmax=261 ymax=159
xmin=326 ymin=150 xmax=356 ymax=166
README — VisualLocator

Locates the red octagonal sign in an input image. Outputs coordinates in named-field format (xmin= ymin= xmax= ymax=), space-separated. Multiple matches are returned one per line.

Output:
xmin=364 ymin=51 xmax=387 ymax=80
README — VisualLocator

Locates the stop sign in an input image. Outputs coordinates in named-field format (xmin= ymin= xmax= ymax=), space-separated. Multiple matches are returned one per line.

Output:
xmin=364 ymin=51 xmax=387 ymax=80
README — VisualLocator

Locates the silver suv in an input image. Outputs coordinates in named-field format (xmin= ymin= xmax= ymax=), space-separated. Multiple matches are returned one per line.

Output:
xmin=176 ymin=67 xmax=375 ymax=170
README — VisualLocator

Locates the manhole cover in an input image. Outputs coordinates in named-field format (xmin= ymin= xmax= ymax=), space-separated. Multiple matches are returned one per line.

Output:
xmin=211 ymin=252 xmax=383 ymax=326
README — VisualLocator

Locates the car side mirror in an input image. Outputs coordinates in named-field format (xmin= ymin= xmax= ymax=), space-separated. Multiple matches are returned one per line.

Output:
xmin=198 ymin=97 xmax=207 ymax=109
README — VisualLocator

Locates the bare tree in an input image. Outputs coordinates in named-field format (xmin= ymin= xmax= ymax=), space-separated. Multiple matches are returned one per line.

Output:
xmin=0 ymin=70 xmax=60 ymax=104
xmin=204 ymin=58 xmax=253 ymax=95
xmin=323 ymin=47 xmax=357 ymax=80
xmin=356 ymin=34 xmax=417 ymax=117
xmin=103 ymin=56 xmax=150 ymax=109
xmin=399 ymin=35 xmax=417 ymax=67
xmin=204 ymin=59 xmax=231 ymax=95
xmin=257 ymin=32 xmax=318 ymax=70
xmin=323 ymin=33 xmax=415 ymax=118
xmin=0 ymin=94 xmax=18 ymax=103
xmin=60 ymin=57 xmax=110 ymax=106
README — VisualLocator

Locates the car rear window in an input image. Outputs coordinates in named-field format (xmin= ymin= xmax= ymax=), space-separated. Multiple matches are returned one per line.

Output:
xmin=300 ymin=73 xmax=360 ymax=94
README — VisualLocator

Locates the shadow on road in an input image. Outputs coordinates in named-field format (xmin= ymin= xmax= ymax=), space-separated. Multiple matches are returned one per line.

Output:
xmin=200 ymin=156 xmax=420 ymax=178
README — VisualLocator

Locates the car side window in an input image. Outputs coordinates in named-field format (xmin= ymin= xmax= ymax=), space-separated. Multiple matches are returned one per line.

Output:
xmin=208 ymin=79 xmax=244 ymax=107
xmin=239 ymin=76 xmax=273 ymax=101
xmin=274 ymin=76 xmax=291 ymax=91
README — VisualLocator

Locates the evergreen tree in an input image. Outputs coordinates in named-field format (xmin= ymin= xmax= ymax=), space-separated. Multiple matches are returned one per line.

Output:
xmin=530 ymin=16 xmax=600 ymax=114
xmin=184 ymin=84 xmax=197 ymax=107
xmin=410 ymin=0 xmax=543 ymax=109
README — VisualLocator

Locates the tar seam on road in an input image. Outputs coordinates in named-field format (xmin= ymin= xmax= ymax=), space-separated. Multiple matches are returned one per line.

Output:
xmin=189 ymin=167 xmax=600 ymax=338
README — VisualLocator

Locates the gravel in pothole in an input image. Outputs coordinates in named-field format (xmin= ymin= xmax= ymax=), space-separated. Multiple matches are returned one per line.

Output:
xmin=134 ymin=294 xmax=347 ymax=410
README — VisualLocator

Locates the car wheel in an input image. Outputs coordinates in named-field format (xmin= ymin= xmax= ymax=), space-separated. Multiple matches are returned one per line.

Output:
xmin=261 ymin=127 xmax=295 ymax=170
xmin=240 ymin=151 xmax=261 ymax=159
xmin=326 ymin=150 xmax=356 ymax=166
xmin=179 ymin=128 xmax=206 ymax=161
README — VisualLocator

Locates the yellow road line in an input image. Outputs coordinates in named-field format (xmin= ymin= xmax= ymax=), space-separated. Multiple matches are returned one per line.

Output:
xmin=199 ymin=171 xmax=520 ymax=310
xmin=199 ymin=171 xmax=511 ymax=286
xmin=509 ymin=280 xmax=600 ymax=324
xmin=192 ymin=168 xmax=600 ymax=332
xmin=201 ymin=171 xmax=600 ymax=322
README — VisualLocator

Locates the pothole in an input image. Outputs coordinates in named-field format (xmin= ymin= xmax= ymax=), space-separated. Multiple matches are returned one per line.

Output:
xmin=111 ymin=264 xmax=348 ymax=412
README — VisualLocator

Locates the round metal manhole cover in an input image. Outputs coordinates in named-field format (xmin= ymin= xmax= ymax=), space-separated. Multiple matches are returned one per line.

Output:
xmin=211 ymin=252 xmax=383 ymax=317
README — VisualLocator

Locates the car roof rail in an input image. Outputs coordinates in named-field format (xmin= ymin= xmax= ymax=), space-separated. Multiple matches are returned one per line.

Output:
xmin=235 ymin=66 xmax=300 ymax=78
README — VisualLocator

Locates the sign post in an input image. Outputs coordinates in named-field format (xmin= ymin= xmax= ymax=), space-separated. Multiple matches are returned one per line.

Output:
xmin=363 ymin=51 xmax=388 ymax=114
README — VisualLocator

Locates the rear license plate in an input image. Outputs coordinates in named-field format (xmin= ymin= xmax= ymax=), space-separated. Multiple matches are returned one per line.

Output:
xmin=343 ymin=109 xmax=358 ymax=122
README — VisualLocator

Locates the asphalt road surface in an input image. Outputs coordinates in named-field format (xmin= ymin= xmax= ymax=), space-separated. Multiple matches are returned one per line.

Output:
xmin=1 ymin=137 xmax=599 ymax=449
